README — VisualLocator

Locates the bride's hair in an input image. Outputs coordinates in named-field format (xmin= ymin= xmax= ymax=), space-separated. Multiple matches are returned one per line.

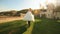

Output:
xmin=29 ymin=8 xmax=32 ymax=11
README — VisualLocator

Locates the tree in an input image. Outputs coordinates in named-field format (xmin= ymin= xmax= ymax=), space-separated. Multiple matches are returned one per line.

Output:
xmin=54 ymin=6 xmax=60 ymax=12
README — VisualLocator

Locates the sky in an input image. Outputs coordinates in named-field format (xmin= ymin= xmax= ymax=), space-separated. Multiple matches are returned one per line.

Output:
xmin=0 ymin=0 xmax=56 ymax=11
xmin=55 ymin=0 xmax=60 ymax=6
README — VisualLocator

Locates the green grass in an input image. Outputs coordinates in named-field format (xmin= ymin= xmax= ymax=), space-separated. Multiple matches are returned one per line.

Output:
xmin=0 ymin=17 xmax=60 ymax=34
xmin=0 ymin=20 xmax=27 ymax=34
xmin=31 ymin=18 xmax=60 ymax=34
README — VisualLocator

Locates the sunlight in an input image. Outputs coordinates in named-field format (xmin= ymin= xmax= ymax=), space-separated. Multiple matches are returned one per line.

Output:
xmin=31 ymin=0 xmax=46 ymax=9
xmin=57 ymin=20 xmax=60 ymax=22
xmin=47 ymin=0 xmax=56 ymax=4
xmin=33 ymin=0 xmax=56 ymax=9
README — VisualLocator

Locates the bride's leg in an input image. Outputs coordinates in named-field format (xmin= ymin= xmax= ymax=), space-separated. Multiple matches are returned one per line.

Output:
xmin=28 ymin=21 xmax=30 ymax=27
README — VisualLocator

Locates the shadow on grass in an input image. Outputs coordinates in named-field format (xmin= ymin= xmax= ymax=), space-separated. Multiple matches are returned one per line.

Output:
xmin=0 ymin=24 xmax=28 ymax=34
xmin=31 ymin=18 xmax=60 ymax=34
xmin=0 ymin=20 xmax=28 ymax=34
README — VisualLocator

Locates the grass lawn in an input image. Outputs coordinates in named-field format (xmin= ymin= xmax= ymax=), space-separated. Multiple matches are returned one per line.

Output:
xmin=0 ymin=20 xmax=27 ymax=34
xmin=31 ymin=18 xmax=60 ymax=34
xmin=0 ymin=17 xmax=60 ymax=34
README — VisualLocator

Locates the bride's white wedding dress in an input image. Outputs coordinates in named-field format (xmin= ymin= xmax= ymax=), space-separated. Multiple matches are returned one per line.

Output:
xmin=23 ymin=11 xmax=35 ymax=21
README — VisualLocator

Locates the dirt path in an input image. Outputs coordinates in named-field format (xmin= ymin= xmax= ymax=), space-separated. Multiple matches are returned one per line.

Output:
xmin=0 ymin=16 xmax=23 ymax=23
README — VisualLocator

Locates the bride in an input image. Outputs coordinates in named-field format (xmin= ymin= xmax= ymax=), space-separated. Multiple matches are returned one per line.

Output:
xmin=23 ymin=8 xmax=35 ymax=26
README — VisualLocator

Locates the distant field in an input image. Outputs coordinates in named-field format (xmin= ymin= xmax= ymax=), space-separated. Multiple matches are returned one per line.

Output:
xmin=0 ymin=17 xmax=60 ymax=34
xmin=0 ymin=16 xmax=23 ymax=23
